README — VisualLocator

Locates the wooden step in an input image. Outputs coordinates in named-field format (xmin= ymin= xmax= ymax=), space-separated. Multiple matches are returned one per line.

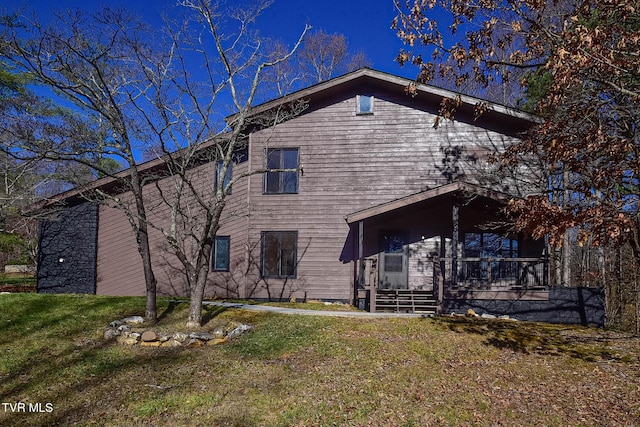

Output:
xmin=374 ymin=290 xmax=438 ymax=314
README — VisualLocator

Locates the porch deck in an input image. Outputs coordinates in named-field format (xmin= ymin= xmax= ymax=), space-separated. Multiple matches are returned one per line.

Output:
xmin=356 ymin=256 xmax=549 ymax=314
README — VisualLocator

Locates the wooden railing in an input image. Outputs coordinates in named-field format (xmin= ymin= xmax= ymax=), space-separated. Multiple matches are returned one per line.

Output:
xmin=457 ymin=257 xmax=547 ymax=287
xmin=356 ymin=255 xmax=548 ymax=313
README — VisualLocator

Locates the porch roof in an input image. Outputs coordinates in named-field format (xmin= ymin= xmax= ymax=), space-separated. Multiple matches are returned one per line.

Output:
xmin=344 ymin=181 xmax=515 ymax=224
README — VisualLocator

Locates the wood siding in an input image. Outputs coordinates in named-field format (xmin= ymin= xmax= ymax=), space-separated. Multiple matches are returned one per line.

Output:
xmin=242 ymin=92 xmax=528 ymax=301
xmin=95 ymin=83 xmax=534 ymax=300
xmin=97 ymin=158 xmax=250 ymax=297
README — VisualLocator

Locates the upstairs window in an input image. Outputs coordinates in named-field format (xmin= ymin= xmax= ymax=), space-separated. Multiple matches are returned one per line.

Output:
xmin=215 ymin=161 xmax=232 ymax=195
xmin=261 ymin=231 xmax=297 ymax=278
xmin=264 ymin=148 xmax=299 ymax=194
xmin=212 ymin=236 xmax=230 ymax=271
xmin=356 ymin=95 xmax=374 ymax=115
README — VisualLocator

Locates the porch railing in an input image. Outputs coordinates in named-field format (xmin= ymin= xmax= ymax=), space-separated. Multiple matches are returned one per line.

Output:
xmin=456 ymin=257 xmax=547 ymax=288
xmin=355 ymin=255 xmax=548 ymax=312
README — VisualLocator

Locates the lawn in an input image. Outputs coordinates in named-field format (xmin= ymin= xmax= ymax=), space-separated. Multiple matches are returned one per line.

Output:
xmin=0 ymin=294 xmax=639 ymax=426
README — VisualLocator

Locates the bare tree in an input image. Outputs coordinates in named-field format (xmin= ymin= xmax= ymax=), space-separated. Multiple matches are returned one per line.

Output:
xmin=261 ymin=29 xmax=372 ymax=97
xmin=142 ymin=0 xmax=309 ymax=327
xmin=2 ymin=1 xmax=311 ymax=327
xmin=0 ymin=7 xmax=164 ymax=321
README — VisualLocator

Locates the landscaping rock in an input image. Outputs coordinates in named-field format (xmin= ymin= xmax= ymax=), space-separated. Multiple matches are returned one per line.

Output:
xmin=141 ymin=331 xmax=158 ymax=342
xmin=121 ymin=316 xmax=145 ymax=325
xmin=173 ymin=332 xmax=188 ymax=343
xmin=186 ymin=339 xmax=202 ymax=348
xmin=189 ymin=332 xmax=213 ymax=341
xmin=124 ymin=337 xmax=140 ymax=346
xmin=104 ymin=328 xmax=119 ymax=340
xmin=101 ymin=319 xmax=252 ymax=348
xmin=212 ymin=325 xmax=227 ymax=339
xmin=227 ymin=323 xmax=252 ymax=339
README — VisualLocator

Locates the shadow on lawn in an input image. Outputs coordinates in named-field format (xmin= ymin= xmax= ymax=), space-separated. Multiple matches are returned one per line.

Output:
xmin=0 ymin=295 xmax=227 ymax=427
xmin=157 ymin=300 xmax=228 ymax=326
xmin=437 ymin=317 xmax=634 ymax=363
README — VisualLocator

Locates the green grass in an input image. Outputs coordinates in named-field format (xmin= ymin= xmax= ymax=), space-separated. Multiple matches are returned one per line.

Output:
xmin=1 ymin=294 xmax=639 ymax=426
xmin=0 ymin=275 xmax=36 ymax=285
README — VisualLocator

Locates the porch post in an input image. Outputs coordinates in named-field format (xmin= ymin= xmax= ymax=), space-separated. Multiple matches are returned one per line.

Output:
xmin=358 ymin=220 xmax=375 ymax=312
xmin=452 ymin=203 xmax=459 ymax=286
xmin=543 ymin=235 xmax=549 ymax=286
xmin=358 ymin=220 xmax=364 ymax=287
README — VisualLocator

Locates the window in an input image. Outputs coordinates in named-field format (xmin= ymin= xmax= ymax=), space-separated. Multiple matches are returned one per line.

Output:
xmin=215 ymin=161 xmax=232 ymax=195
xmin=261 ymin=231 xmax=297 ymax=278
xmin=264 ymin=148 xmax=299 ymax=194
xmin=356 ymin=95 xmax=374 ymax=115
xmin=463 ymin=233 xmax=519 ymax=281
xmin=463 ymin=233 xmax=518 ymax=258
xmin=212 ymin=236 xmax=230 ymax=271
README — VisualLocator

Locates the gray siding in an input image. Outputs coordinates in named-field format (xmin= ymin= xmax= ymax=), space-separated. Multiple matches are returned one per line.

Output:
xmin=242 ymin=93 xmax=527 ymax=301
xmin=96 ymin=158 xmax=250 ymax=297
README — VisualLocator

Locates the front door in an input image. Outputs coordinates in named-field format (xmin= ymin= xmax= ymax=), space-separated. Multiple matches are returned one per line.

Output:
xmin=378 ymin=231 xmax=408 ymax=289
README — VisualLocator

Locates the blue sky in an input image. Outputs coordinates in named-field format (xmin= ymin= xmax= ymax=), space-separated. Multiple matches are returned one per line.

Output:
xmin=27 ymin=0 xmax=415 ymax=79
xmin=19 ymin=0 xmax=422 ymax=163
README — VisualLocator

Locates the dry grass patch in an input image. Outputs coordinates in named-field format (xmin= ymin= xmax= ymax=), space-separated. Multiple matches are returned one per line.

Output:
xmin=0 ymin=294 xmax=638 ymax=426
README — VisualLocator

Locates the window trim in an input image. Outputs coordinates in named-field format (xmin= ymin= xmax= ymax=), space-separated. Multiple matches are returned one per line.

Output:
xmin=356 ymin=95 xmax=374 ymax=115
xmin=263 ymin=148 xmax=299 ymax=195
xmin=260 ymin=231 xmax=298 ymax=279
xmin=212 ymin=235 xmax=231 ymax=272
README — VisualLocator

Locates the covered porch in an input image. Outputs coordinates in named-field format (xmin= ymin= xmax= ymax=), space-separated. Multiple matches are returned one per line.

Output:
xmin=345 ymin=182 xmax=548 ymax=314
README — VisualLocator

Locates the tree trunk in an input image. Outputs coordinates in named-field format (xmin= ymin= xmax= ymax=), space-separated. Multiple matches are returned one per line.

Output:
xmin=187 ymin=271 xmax=208 ymax=328
xmin=130 ymin=173 xmax=157 ymax=323
xmin=636 ymin=262 xmax=640 ymax=336
xmin=186 ymin=245 xmax=214 ymax=327
xmin=561 ymin=170 xmax=571 ymax=286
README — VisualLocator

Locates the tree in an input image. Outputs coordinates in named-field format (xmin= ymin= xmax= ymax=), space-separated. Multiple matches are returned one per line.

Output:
xmin=138 ymin=0 xmax=309 ymax=327
xmin=1 ymin=7 xmax=162 ymax=321
xmin=393 ymin=1 xmax=640 ymax=273
xmin=1 ymin=1 xmax=309 ymax=327
xmin=0 ymin=62 xmax=88 ymax=267
xmin=262 ymin=29 xmax=372 ymax=97
xmin=299 ymin=30 xmax=372 ymax=82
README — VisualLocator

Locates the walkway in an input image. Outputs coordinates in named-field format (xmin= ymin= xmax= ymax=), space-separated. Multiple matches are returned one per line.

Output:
xmin=201 ymin=301 xmax=430 ymax=318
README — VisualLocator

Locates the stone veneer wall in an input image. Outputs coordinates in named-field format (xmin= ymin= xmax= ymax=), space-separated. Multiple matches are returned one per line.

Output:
xmin=443 ymin=287 xmax=605 ymax=327
xmin=37 ymin=202 xmax=98 ymax=294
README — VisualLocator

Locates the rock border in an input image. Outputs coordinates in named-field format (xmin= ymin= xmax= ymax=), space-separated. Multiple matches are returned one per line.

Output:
xmin=101 ymin=316 xmax=252 ymax=347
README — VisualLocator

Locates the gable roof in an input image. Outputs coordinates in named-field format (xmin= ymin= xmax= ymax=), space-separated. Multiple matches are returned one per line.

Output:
xmin=344 ymin=181 xmax=515 ymax=224
xmin=244 ymin=67 xmax=539 ymax=129
xmin=26 ymin=68 xmax=537 ymax=213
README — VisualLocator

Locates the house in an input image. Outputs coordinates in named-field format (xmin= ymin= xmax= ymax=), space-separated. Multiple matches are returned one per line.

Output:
xmin=32 ymin=68 xmax=604 ymax=325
